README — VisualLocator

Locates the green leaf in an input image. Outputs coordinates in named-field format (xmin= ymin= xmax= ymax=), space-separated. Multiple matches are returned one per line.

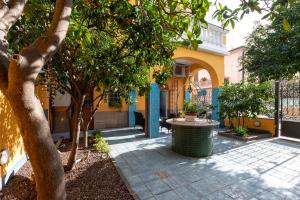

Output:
xmin=282 ymin=18 xmax=291 ymax=32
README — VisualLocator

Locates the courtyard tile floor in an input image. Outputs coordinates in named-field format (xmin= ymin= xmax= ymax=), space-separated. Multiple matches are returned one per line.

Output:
xmin=102 ymin=128 xmax=300 ymax=200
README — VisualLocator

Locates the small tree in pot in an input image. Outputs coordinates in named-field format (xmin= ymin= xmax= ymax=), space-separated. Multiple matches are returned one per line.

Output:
xmin=184 ymin=101 xmax=202 ymax=122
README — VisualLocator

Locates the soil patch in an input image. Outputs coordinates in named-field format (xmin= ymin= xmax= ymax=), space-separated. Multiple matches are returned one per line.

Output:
xmin=0 ymin=139 xmax=134 ymax=200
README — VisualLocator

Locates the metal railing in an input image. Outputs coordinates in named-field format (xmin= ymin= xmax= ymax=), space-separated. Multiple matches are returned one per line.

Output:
xmin=280 ymin=79 xmax=300 ymax=120
xmin=199 ymin=23 xmax=228 ymax=55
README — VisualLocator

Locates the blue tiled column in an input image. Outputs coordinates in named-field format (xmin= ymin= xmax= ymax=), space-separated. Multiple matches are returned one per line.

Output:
xmin=184 ymin=90 xmax=190 ymax=103
xmin=212 ymin=87 xmax=220 ymax=121
xmin=128 ymin=90 xmax=136 ymax=127
xmin=147 ymin=84 xmax=160 ymax=138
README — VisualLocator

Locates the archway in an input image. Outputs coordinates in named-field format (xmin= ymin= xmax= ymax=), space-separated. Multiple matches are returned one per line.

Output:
xmin=191 ymin=68 xmax=213 ymax=106
xmin=171 ymin=47 xmax=225 ymax=121
xmin=129 ymin=47 xmax=225 ymax=138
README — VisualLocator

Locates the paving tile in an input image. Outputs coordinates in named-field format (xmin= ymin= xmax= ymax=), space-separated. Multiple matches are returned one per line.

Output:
xmin=190 ymin=175 xmax=226 ymax=195
xmin=126 ymin=175 xmax=143 ymax=187
xmin=120 ymin=166 xmax=136 ymax=177
xmin=181 ymin=170 xmax=204 ymax=183
xmin=144 ymin=197 xmax=156 ymax=200
xmin=174 ymin=185 xmax=207 ymax=200
xmin=104 ymin=129 xmax=300 ymax=200
xmin=162 ymin=174 xmax=189 ymax=189
xmin=270 ymin=189 xmax=300 ymax=200
xmin=206 ymin=190 xmax=234 ymax=200
xmin=155 ymin=191 xmax=182 ymax=200
xmin=131 ymin=184 xmax=153 ymax=200
xmin=139 ymin=172 xmax=160 ymax=183
xmin=222 ymin=184 xmax=252 ymax=199
xmin=255 ymin=191 xmax=282 ymax=200
xmin=144 ymin=179 xmax=172 ymax=195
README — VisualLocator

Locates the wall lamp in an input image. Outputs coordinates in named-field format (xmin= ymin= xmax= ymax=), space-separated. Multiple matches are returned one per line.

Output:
xmin=0 ymin=149 xmax=9 ymax=166
xmin=254 ymin=121 xmax=261 ymax=127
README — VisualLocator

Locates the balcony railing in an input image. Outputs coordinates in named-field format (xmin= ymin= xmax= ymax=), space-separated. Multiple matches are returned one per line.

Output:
xmin=199 ymin=23 xmax=228 ymax=55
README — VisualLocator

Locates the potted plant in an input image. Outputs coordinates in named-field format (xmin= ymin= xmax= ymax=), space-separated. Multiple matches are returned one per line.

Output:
xmin=184 ymin=102 xmax=199 ymax=122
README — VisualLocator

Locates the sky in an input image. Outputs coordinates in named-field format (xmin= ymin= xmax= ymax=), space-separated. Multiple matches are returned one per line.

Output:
xmin=205 ymin=0 xmax=264 ymax=50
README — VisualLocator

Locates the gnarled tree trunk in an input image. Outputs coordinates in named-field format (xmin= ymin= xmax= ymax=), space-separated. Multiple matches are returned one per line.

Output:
xmin=0 ymin=0 xmax=72 ymax=199
xmin=6 ymin=63 xmax=66 ymax=199
xmin=66 ymin=95 xmax=85 ymax=171
xmin=83 ymin=121 xmax=91 ymax=148
xmin=82 ymin=91 xmax=105 ymax=148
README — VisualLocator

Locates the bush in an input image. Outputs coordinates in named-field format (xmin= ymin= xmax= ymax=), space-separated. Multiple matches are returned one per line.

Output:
xmin=184 ymin=101 xmax=199 ymax=113
xmin=92 ymin=130 xmax=110 ymax=153
xmin=234 ymin=127 xmax=248 ymax=137
xmin=219 ymin=82 xmax=274 ymax=128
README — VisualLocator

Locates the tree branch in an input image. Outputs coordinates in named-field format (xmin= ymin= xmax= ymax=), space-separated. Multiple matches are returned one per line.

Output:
xmin=0 ymin=1 xmax=9 ymax=19
xmin=20 ymin=0 xmax=72 ymax=70
xmin=0 ymin=0 xmax=27 ymax=92
xmin=0 ymin=0 xmax=26 ymax=37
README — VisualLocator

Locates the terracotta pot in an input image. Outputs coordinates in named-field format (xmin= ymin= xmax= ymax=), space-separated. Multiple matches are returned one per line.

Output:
xmin=185 ymin=112 xmax=197 ymax=122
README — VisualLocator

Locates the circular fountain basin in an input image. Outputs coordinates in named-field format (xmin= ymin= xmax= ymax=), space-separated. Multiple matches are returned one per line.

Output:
xmin=166 ymin=118 xmax=219 ymax=157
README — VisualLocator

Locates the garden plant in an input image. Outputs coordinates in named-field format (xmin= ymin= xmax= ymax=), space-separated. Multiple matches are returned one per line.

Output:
xmin=218 ymin=81 xmax=274 ymax=136
xmin=1 ymin=0 xmax=297 ymax=198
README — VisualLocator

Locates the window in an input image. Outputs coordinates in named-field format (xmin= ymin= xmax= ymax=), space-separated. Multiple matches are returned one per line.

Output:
xmin=108 ymin=92 xmax=121 ymax=107
xmin=173 ymin=63 xmax=186 ymax=77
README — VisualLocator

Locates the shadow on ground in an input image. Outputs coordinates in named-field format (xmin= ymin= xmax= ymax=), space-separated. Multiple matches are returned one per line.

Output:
xmin=104 ymin=128 xmax=300 ymax=200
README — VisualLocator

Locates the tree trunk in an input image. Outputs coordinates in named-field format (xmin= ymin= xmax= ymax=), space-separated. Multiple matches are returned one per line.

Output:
xmin=66 ymin=96 xmax=85 ymax=171
xmin=237 ymin=113 xmax=240 ymax=128
xmin=0 ymin=0 xmax=72 ymax=198
xmin=6 ymin=71 xmax=66 ymax=200
xmin=67 ymin=99 xmax=75 ymax=141
xmin=83 ymin=123 xmax=90 ymax=148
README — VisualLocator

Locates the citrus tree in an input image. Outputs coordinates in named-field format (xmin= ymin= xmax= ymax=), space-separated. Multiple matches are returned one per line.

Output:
xmin=0 ymin=0 xmax=71 ymax=199
xmin=219 ymin=82 xmax=273 ymax=128
xmin=47 ymin=0 xmax=210 ymax=170
xmin=7 ymin=0 xmax=212 ymax=176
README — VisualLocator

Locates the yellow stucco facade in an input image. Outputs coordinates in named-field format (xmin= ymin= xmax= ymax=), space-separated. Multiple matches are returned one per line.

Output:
xmin=0 ymin=91 xmax=25 ymax=180
xmin=225 ymin=117 xmax=276 ymax=136
xmin=0 ymin=86 xmax=50 ymax=187
xmin=173 ymin=47 xmax=225 ymax=87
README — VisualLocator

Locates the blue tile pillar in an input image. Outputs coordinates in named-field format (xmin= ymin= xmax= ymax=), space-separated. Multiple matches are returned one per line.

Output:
xmin=184 ymin=90 xmax=190 ymax=103
xmin=212 ymin=87 xmax=220 ymax=121
xmin=128 ymin=90 xmax=136 ymax=127
xmin=147 ymin=84 xmax=160 ymax=138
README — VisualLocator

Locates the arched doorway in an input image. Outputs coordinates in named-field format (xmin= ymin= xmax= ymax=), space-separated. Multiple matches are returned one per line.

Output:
xmin=129 ymin=47 xmax=225 ymax=138
xmin=191 ymin=69 xmax=213 ymax=106
xmin=172 ymin=47 xmax=225 ymax=120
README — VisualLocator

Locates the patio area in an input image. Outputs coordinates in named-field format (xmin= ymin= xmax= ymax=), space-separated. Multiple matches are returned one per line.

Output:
xmin=103 ymin=128 xmax=300 ymax=200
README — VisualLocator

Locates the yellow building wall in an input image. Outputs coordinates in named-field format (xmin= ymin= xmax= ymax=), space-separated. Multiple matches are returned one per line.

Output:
xmin=0 ymin=91 xmax=25 ymax=179
xmin=35 ymin=85 xmax=49 ymax=110
xmin=173 ymin=47 xmax=225 ymax=87
xmin=224 ymin=117 xmax=275 ymax=136
xmin=136 ymin=95 xmax=145 ymax=112
xmin=93 ymin=90 xmax=129 ymax=112
xmin=97 ymin=47 xmax=225 ymax=115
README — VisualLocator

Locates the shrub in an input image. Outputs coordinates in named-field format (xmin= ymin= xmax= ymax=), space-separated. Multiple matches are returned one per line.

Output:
xmin=184 ymin=101 xmax=199 ymax=113
xmin=92 ymin=130 xmax=110 ymax=153
xmin=234 ymin=127 xmax=248 ymax=137
xmin=178 ymin=111 xmax=185 ymax=118
xmin=219 ymin=82 xmax=274 ymax=128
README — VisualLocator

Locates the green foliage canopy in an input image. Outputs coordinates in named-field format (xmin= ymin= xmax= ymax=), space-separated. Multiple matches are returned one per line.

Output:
xmin=213 ymin=0 xmax=297 ymax=29
xmin=9 ymin=0 xmax=211 ymax=100
xmin=242 ymin=3 xmax=300 ymax=81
